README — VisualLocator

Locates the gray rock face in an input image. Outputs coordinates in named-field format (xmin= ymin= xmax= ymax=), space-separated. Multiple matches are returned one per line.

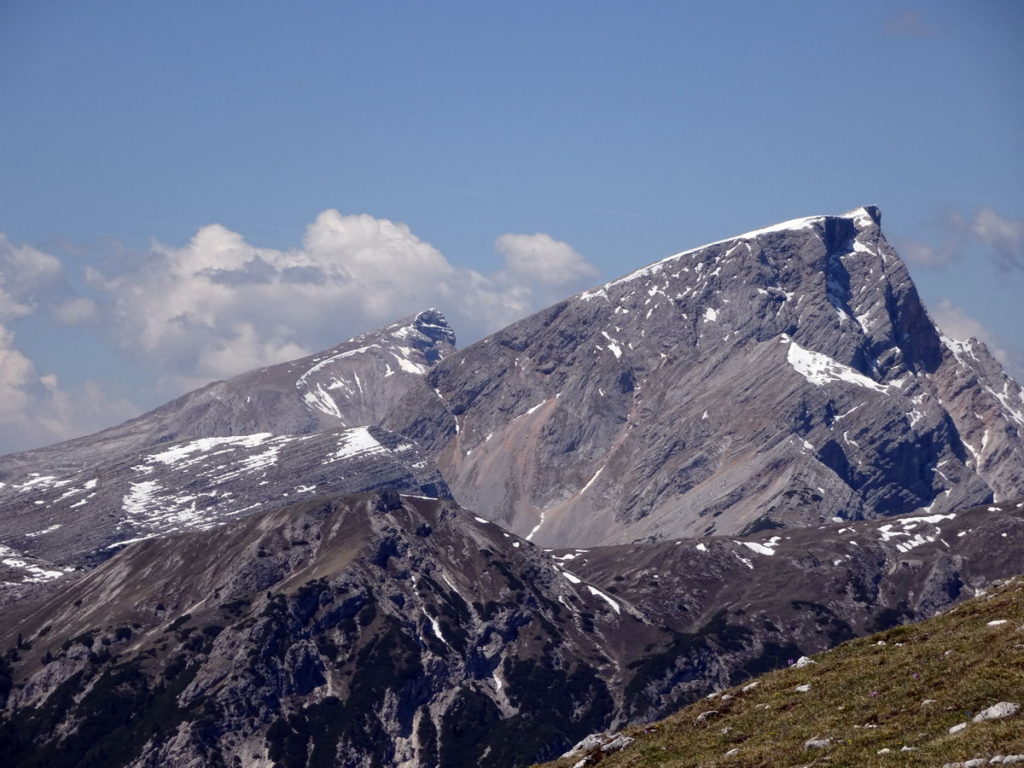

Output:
xmin=1 ymin=493 xmax=1022 ymax=768
xmin=0 ymin=310 xmax=455 ymax=596
xmin=0 ymin=308 xmax=454 ymax=478
xmin=4 ymin=209 xmax=1021 ymax=567
xmin=0 ymin=425 xmax=448 ymax=581
xmin=1 ymin=209 xmax=1022 ymax=768
xmin=0 ymin=493 xmax=626 ymax=768
xmin=552 ymin=498 xmax=1024 ymax=720
xmin=386 ymin=207 xmax=1024 ymax=545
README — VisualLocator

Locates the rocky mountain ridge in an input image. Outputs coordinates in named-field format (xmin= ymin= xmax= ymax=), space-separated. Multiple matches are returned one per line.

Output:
xmin=0 ymin=308 xmax=455 ymax=479
xmin=0 ymin=310 xmax=455 ymax=601
xmin=1 ymin=491 xmax=1022 ymax=767
xmin=1 ymin=207 xmax=1021 ymax=604
xmin=543 ymin=573 xmax=1024 ymax=768
xmin=0 ymin=207 xmax=1022 ymax=767
xmin=386 ymin=207 xmax=1024 ymax=545
xmin=0 ymin=425 xmax=447 ymax=592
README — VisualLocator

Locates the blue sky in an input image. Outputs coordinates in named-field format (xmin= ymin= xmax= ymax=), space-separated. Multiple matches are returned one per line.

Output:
xmin=0 ymin=0 xmax=1022 ymax=452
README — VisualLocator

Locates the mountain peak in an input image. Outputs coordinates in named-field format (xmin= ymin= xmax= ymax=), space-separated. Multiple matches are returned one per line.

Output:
xmin=403 ymin=308 xmax=457 ymax=356
xmin=394 ymin=207 xmax=1024 ymax=546
xmin=844 ymin=204 xmax=881 ymax=226
xmin=579 ymin=207 xmax=887 ymax=304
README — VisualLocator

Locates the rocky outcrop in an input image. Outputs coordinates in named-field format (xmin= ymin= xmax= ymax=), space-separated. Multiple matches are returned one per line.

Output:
xmin=385 ymin=207 xmax=1024 ymax=545
xmin=0 ymin=426 xmax=448 ymax=581
xmin=1 ymin=493 xmax=1022 ymax=768
xmin=0 ymin=309 xmax=455 ymax=479
xmin=0 ymin=311 xmax=455 ymax=586
xmin=3 ymin=209 xmax=1022 ymax=567
xmin=0 ymin=493 xmax=624 ymax=768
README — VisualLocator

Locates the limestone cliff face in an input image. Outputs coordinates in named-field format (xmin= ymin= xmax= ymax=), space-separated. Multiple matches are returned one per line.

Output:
xmin=387 ymin=207 xmax=1024 ymax=545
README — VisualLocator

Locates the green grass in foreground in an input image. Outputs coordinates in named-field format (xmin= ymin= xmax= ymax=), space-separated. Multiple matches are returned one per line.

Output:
xmin=541 ymin=577 xmax=1024 ymax=768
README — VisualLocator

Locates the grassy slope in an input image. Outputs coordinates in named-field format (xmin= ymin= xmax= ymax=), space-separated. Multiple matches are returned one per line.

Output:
xmin=542 ymin=577 xmax=1024 ymax=768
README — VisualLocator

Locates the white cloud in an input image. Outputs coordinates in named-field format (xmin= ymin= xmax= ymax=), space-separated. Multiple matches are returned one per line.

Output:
xmin=89 ymin=210 xmax=598 ymax=391
xmin=930 ymin=297 xmax=1011 ymax=365
xmin=52 ymin=296 xmax=98 ymax=325
xmin=0 ymin=327 xmax=37 ymax=423
xmin=971 ymin=207 xmax=1023 ymax=271
xmin=495 ymin=232 xmax=599 ymax=286
xmin=905 ymin=207 xmax=1024 ymax=272
xmin=0 ymin=284 xmax=31 ymax=321
xmin=193 ymin=322 xmax=310 ymax=385
xmin=898 ymin=239 xmax=954 ymax=269
xmin=0 ymin=215 xmax=598 ymax=450
xmin=0 ymin=235 xmax=61 ymax=283
xmin=0 ymin=234 xmax=63 ymax=320
xmin=0 ymin=324 xmax=138 ymax=454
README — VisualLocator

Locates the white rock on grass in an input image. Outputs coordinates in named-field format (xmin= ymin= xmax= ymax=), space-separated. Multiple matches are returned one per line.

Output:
xmin=973 ymin=702 xmax=1020 ymax=723
xmin=563 ymin=734 xmax=605 ymax=757
xmin=600 ymin=735 xmax=635 ymax=753
xmin=725 ymin=748 xmax=739 ymax=757
xmin=804 ymin=737 xmax=832 ymax=750
xmin=563 ymin=731 xmax=635 ymax=763
xmin=949 ymin=722 xmax=968 ymax=734
xmin=945 ymin=756 xmax=1024 ymax=767
xmin=793 ymin=656 xmax=816 ymax=668
xmin=794 ymin=684 xmax=811 ymax=693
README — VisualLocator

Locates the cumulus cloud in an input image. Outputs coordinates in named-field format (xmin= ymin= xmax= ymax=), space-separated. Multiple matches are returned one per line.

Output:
xmin=0 ymin=324 xmax=138 ymax=454
xmin=0 ymin=234 xmax=63 ymax=320
xmin=929 ymin=297 xmax=1024 ymax=382
xmin=971 ymin=207 xmax=1024 ymax=271
xmin=0 ymin=327 xmax=37 ymax=424
xmin=495 ymin=233 xmax=599 ymax=286
xmin=899 ymin=207 xmax=1024 ymax=273
xmin=899 ymin=239 xmax=955 ymax=269
xmin=88 ymin=210 xmax=599 ymax=391
xmin=931 ymin=298 xmax=1006 ymax=355
xmin=52 ymin=296 xmax=98 ymax=325
xmin=0 ymin=214 xmax=598 ymax=449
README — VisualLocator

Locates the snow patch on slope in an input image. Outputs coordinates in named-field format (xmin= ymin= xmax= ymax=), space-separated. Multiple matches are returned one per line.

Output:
xmin=330 ymin=427 xmax=389 ymax=462
xmin=786 ymin=339 xmax=888 ymax=393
